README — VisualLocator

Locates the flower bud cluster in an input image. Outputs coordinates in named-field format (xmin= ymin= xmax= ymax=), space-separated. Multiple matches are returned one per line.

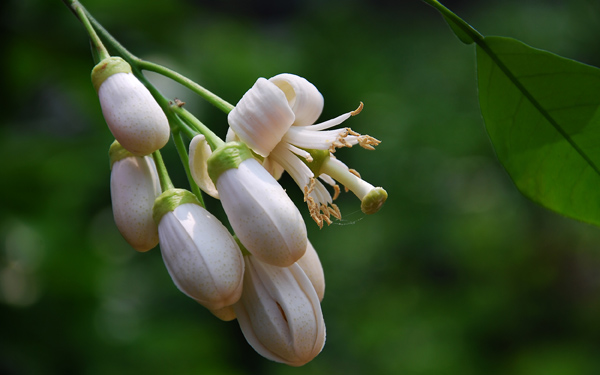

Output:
xmin=97 ymin=58 xmax=383 ymax=366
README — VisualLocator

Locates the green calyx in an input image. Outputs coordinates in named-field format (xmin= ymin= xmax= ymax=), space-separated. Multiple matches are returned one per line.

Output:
xmin=207 ymin=142 xmax=253 ymax=184
xmin=152 ymin=188 xmax=201 ymax=224
xmin=361 ymin=187 xmax=388 ymax=215
xmin=108 ymin=140 xmax=135 ymax=169
xmin=91 ymin=56 xmax=132 ymax=92
xmin=301 ymin=149 xmax=330 ymax=176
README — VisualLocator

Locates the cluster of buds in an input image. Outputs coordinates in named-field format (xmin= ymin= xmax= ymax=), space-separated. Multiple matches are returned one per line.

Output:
xmin=94 ymin=55 xmax=386 ymax=365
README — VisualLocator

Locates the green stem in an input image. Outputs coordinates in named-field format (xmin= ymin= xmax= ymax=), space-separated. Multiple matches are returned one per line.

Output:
xmin=66 ymin=1 xmax=110 ymax=60
xmin=78 ymin=4 xmax=233 ymax=114
xmin=152 ymin=150 xmax=175 ymax=193
xmin=138 ymin=60 xmax=234 ymax=114
xmin=171 ymin=104 xmax=225 ymax=151
xmin=81 ymin=4 xmax=229 ymax=147
xmin=173 ymin=131 xmax=205 ymax=207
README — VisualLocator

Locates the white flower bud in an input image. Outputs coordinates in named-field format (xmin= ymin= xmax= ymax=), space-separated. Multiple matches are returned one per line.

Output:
xmin=207 ymin=142 xmax=307 ymax=267
xmin=92 ymin=57 xmax=170 ymax=156
xmin=295 ymin=240 xmax=325 ymax=302
xmin=154 ymin=189 xmax=244 ymax=311
xmin=209 ymin=305 xmax=236 ymax=322
xmin=109 ymin=141 xmax=160 ymax=252
xmin=234 ymin=255 xmax=326 ymax=366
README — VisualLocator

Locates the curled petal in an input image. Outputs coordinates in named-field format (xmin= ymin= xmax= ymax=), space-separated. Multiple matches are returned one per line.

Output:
xmin=228 ymin=78 xmax=295 ymax=157
xmin=269 ymin=73 xmax=324 ymax=127
xmin=189 ymin=134 xmax=219 ymax=199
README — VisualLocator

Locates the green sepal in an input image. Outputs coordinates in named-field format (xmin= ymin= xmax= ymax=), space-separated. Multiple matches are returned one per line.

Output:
xmin=152 ymin=188 xmax=201 ymax=224
xmin=301 ymin=149 xmax=330 ymax=176
xmin=108 ymin=140 xmax=134 ymax=169
xmin=91 ymin=56 xmax=132 ymax=92
xmin=361 ymin=187 xmax=388 ymax=215
xmin=207 ymin=142 xmax=253 ymax=184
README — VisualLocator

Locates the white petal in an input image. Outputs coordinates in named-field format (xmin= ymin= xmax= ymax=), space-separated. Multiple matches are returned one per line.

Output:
xmin=262 ymin=157 xmax=285 ymax=180
xmin=209 ymin=305 xmax=237 ymax=321
xmin=110 ymin=155 xmax=160 ymax=252
xmin=158 ymin=203 xmax=244 ymax=310
xmin=216 ymin=158 xmax=307 ymax=267
xmin=99 ymin=72 xmax=170 ymax=156
xmin=228 ymin=78 xmax=295 ymax=157
xmin=225 ymin=127 xmax=239 ymax=143
xmin=269 ymin=73 xmax=324 ymax=127
xmin=189 ymin=134 xmax=219 ymax=199
xmin=295 ymin=240 xmax=325 ymax=302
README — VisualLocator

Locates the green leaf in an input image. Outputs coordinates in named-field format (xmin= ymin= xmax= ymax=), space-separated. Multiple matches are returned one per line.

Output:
xmin=422 ymin=0 xmax=481 ymax=45
xmin=441 ymin=15 xmax=475 ymax=45
xmin=477 ymin=36 xmax=600 ymax=226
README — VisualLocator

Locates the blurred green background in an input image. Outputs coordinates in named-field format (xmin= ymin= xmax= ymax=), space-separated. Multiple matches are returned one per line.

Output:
xmin=2 ymin=0 xmax=600 ymax=374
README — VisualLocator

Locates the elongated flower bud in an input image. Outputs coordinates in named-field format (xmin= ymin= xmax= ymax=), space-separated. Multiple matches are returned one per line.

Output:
xmin=234 ymin=255 xmax=326 ymax=366
xmin=207 ymin=142 xmax=307 ymax=267
xmin=92 ymin=56 xmax=170 ymax=156
xmin=109 ymin=141 xmax=160 ymax=252
xmin=153 ymin=189 xmax=244 ymax=311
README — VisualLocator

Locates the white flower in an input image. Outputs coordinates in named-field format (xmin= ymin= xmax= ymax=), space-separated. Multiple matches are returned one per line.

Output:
xmin=207 ymin=142 xmax=307 ymax=267
xmin=109 ymin=141 xmax=160 ymax=252
xmin=296 ymin=240 xmax=325 ymax=302
xmin=227 ymin=73 xmax=384 ymax=227
xmin=233 ymin=254 xmax=326 ymax=366
xmin=92 ymin=57 xmax=170 ymax=156
xmin=154 ymin=189 xmax=244 ymax=311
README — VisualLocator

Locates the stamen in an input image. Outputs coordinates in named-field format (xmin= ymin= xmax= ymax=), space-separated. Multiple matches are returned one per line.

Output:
xmin=332 ymin=184 xmax=341 ymax=200
xmin=307 ymin=196 xmax=323 ymax=229
xmin=349 ymin=168 xmax=361 ymax=178
xmin=329 ymin=129 xmax=354 ymax=153
xmin=358 ymin=135 xmax=381 ymax=150
xmin=320 ymin=204 xmax=333 ymax=226
xmin=351 ymin=102 xmax=364 ymax=116
xmin=345 ymin=128 xmax=380 ymax=150
xmin=329 ymin=203 xmax=342 ymax=220
xmin=303 ymin=177 xmax=316 ymax=202
xmin=287 ymin=143 xmax=313 ymax=162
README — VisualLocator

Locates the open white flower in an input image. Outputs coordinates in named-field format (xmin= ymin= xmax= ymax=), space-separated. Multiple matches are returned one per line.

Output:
xmin=109 ymin=141 xmax=161 ymax=252
xmin=234 ymin=254 xmax=326 ymax=366
xmin=227 ymin=73 xmax=384 ymax=227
